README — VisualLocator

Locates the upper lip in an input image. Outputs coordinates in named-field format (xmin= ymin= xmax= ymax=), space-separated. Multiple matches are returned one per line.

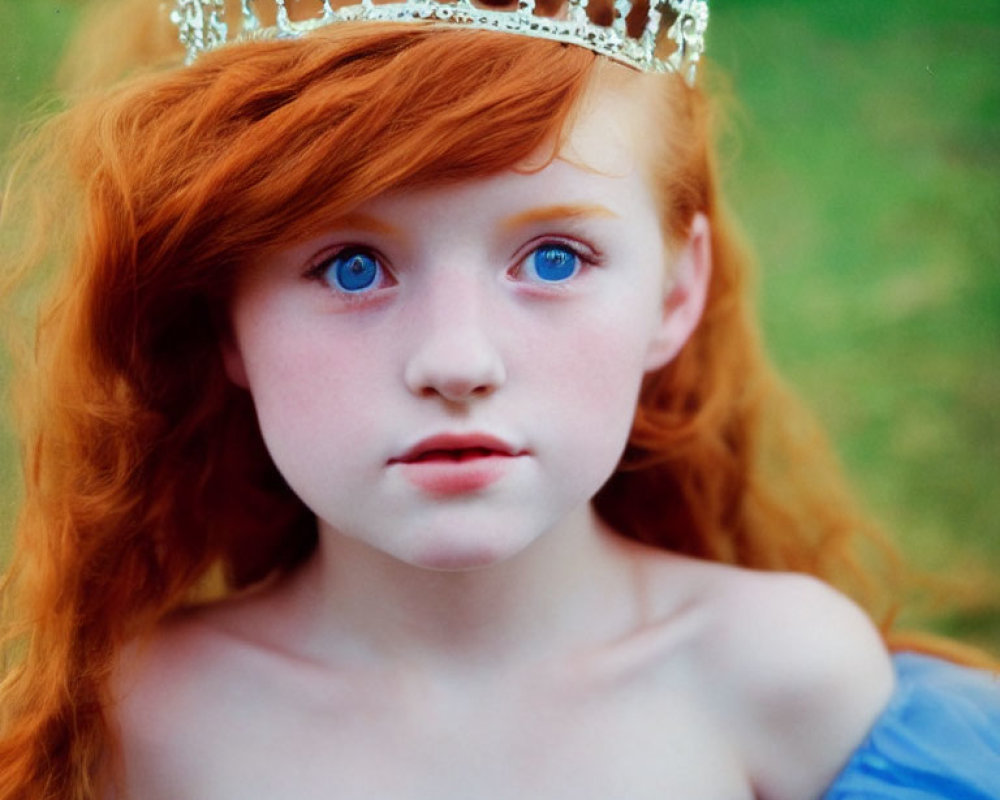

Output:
xmin=388 ymin=433 xmax=528 ymax=465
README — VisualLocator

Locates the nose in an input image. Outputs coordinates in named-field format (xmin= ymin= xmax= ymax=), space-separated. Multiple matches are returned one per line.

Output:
xmin=403 ymin=271 xmax=506 ymax=404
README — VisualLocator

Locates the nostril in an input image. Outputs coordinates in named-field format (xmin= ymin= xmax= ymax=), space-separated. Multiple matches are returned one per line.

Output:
xmin=433 ymin=379 xmax=496 ymax=403
xmin=417 ymin=382 xmax=490 ymax=401
xmin=403 ymin=336 xmax=507 ymax=402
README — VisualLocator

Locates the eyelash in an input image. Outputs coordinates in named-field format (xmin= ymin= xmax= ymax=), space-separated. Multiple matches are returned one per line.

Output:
xmin=302 ymin=236 xmax=602 ymax=301
xmin=303 ymin=245 xmax=394 ymax=305
xmin=510 ymin=237 xmax=601 ymax=288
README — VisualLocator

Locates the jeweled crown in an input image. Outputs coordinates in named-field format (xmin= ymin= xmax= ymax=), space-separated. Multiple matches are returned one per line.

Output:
xmin=171 ymin=0 xmax=709 ymax=83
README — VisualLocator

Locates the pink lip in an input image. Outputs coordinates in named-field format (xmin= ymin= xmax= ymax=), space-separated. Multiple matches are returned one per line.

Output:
xmin=388 ymin=433 xmax=529 ymax=497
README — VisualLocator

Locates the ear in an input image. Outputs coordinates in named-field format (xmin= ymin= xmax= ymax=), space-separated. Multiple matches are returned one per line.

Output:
xmin=220 ymin=329 xmax=250 ymax=389
xmin=643 ymin=212 xmax=712 ymax=372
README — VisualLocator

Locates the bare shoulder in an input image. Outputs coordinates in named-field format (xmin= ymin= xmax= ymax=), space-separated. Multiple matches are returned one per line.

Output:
xmin=111 ymin=607 xmax=254 ymax=744
xmin=109 ymin=595 xmax=324 ymax=799
xmin=681 ymin=564 xmax=895 ymax=800
xmin=112 ymin=585 xmax=319 ymax=729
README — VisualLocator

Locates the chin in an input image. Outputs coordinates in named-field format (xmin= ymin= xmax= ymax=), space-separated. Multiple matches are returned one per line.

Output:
xmin=406 ymin=535 xmax=527 ymax=572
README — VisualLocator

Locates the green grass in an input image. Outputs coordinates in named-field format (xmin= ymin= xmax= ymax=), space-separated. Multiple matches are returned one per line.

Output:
xmin=710 ymin=1 xmax=1000 ymax=646
xmin=0 ymin=1 xmax=85 ymax=562
xmin=1 ymin=0 xmax=998 ymax=649
xmin=0 ymin=1 xmax=79 ymax=145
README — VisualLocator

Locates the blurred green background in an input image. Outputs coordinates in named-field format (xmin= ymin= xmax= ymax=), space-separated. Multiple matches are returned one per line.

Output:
xmin=1 ymin=1 xmax=998 ymax=650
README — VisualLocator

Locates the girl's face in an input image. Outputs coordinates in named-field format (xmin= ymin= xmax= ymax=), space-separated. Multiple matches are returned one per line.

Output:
xmin=225 ymin=75 xmax=709 ymax=570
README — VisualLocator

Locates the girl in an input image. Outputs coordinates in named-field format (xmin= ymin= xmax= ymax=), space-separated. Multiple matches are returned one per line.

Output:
xmin=1 ymin=1 xmax=997 ymax=798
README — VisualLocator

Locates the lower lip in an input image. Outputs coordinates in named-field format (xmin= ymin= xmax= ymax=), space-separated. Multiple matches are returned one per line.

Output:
xmin=393 ymin=455 xmax=521 ymax=497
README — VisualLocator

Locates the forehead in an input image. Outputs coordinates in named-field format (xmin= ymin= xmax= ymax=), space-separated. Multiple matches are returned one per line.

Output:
xmin=252 ymin=61 xmax=665 ymax=257
xmin=342 ymin=66 xmax=665 ymax=231
xmin=554 ymin=63 xmax=661 ymax=180
xmin=348 ymin=155 xmax=657 ymax=233
xmin=364 ymin=65 xmax=664 ymax=220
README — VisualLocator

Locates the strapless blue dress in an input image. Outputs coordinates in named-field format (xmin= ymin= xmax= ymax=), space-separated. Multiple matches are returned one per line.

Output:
xmin=822 ymin=652 xmax=1000 ymax=799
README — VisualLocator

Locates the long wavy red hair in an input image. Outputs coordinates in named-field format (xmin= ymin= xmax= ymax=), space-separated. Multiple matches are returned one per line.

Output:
xmin=1 ymin=3 xmax=984 ymax=798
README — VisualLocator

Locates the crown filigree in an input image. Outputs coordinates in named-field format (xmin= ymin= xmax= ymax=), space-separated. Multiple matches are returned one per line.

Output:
xmin=170 ymin=0 xmax=709 ymax=83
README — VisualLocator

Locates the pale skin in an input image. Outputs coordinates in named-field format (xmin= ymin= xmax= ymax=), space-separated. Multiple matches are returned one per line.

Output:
xmin=110 ymin=66 xmax=895 ymax=799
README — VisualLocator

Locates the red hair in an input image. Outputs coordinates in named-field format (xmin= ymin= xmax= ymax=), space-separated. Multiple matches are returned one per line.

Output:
xmin=0 ymin=9 xmax=976 ymax=800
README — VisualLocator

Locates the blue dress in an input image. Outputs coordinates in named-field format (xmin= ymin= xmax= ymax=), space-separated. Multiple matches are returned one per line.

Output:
xmin=822 ymin=652 xmax=1000 ymax=799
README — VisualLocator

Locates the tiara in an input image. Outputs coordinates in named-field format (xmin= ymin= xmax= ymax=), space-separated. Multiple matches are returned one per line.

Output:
xmin=170 ymin=0 xmax=709 ymax=83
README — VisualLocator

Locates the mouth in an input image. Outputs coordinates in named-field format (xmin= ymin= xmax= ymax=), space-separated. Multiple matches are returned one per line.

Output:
xmin=387 ymin=433 xmax=529 ymax=497
xmin=388 ymin=434 xmax=527 ymax=466
xmin=404 ymin=447 xmax=508 ymax=464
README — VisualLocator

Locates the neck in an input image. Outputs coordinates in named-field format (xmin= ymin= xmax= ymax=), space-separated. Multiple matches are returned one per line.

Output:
xmin=281 ymin=504 xmax=647 ymax=673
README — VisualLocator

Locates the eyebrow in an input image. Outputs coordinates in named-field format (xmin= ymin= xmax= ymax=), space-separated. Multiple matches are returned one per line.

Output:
xmin=499 ymin=203 xmax=620 ymax=233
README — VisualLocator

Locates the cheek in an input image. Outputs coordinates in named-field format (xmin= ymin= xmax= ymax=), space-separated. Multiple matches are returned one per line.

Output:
xmin=540 ymin=284 xmax=661 ymax=403
xmin=524 ymin=307 xmax=654 ymax=480
xmin=544 ymin=327 xmax=645 ymax=408
xmin=233 ymin=307 xmax=390 ymax=464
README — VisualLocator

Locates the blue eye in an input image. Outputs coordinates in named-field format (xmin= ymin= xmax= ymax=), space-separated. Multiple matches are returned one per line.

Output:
xmin=526 ymin=244 xmax=581 ymax=283
xmin=322 ymin=249 xmax=381 ymax=293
